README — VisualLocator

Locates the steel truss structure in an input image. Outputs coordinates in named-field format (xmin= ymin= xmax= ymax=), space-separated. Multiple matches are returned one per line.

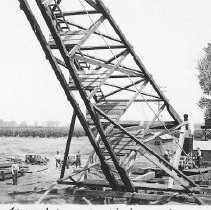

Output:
xmin=18 ymin=0 xmax=198 ymax=193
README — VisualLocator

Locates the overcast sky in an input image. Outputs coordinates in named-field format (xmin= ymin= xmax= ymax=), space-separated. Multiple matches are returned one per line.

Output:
xmin=0 ymin=0 xmax=210 ymax=127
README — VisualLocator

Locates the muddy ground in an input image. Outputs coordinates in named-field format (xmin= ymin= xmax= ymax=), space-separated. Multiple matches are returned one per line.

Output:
xmin=0 ymin=137 xmax=92 ymax=204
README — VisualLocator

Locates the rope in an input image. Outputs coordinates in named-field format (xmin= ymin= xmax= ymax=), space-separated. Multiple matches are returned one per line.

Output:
xmin=76 ymin=0 xmax=208 ymax=183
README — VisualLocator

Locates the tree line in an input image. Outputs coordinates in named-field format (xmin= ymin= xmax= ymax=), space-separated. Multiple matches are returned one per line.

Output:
xmin=0 ymin=126 xmax=85 ymax=138
xmin=197 ymin=43 xmax=211 ymax=118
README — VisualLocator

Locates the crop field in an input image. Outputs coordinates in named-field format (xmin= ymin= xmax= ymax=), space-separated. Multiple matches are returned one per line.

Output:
xmin=0 ymin=127 xmax=85 ymax=138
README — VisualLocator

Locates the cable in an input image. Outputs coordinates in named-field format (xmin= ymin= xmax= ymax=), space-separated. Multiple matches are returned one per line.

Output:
xmin=76 ymin=0 xmax=209 ymax=183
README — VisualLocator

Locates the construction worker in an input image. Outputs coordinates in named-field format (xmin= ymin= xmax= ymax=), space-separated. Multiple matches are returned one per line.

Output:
xmin=11 ymin=159 xmax=19 ymax=186
xmin=196 ymin=147 xmax=202 ymax=167
xmin=55 ymin=151 xmax=61 ymax=168
xmin=164 ymin=149 xmax=171 ymax=162
xmin=75 ymin=150 xmax=82 ymax=168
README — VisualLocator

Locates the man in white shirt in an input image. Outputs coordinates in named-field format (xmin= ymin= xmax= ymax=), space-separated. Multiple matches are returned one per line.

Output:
xmin=196 ymin=147 xmax=202 ymax=167
xmin=164 ymin=149 xmax=171 ymax=162
xmin=11 ymin=160 xmax=19 ymax=185
xmin=55 ymin=151 xmax=61 ymax=168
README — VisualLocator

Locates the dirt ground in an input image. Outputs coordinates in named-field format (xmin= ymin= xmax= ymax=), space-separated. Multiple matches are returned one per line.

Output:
xmin=0 ymin=137 xmax=92 ymax=204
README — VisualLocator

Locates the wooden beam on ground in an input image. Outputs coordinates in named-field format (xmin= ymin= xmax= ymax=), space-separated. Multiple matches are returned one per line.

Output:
xmin=21 ymin=0 xmax=119 ymax=190
xmin=68 ymin=15 xmax=105 ymax=57
xmin=138 ymin=150 xmax=189 ymax=187
xmin=60 ymin=178 xmax=198 ymax=193
xmin=72 ymin=189 xmax=206 ymax=205
xmin=60 ymin=112 xmax=76 ymax=179
xmin=188 ymin=172 xmax=211 ymax=183
xmin=74 ymin=189 xmax=173 ymax=202
xmin=131 ymin=172 xmax=155 ymax=182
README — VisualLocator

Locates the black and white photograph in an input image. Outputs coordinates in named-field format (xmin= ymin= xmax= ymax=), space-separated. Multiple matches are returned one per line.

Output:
xmin=1 ymin=0 xmax=211 ymax=208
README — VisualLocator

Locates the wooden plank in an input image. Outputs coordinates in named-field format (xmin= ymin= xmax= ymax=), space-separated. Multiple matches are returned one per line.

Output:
xmin=80 ymin=45 xmax=126 ymax=50
xmin=142 ymin=104 xmax=165 ymax=136
xmin=78 ymin=69 xmax=109 ymax=75
xmin=113 ymin=145 xmax=137 ymax=150
xmin=60 ymin=112 xmax=76 ymax=179
xmin=62 ymin=10 xmax=100 ymax=16
xmin=74 ymin=54 xmax=138 ymax=76
xmin=87 ymin=112 xmax=124 ymax=121
xmin=112 ymin=139 xmax=136 ymax=145
xmin=79 ymin=75 xmax=105 ymax=79
xmin=86 ymin=114 xmax=120 ymax=120
xmin=74 ymin=189 xmax=173 ymax=201
xmin=88 ymin=50 xmax=129 ymax=99
xmin=97 ymin=104 xmax=128 ymax=109
xmin=41 ymin=0 xmax=53 ymax=5
xmin=131 ymin=172 xmax=155 ymax=182
xmin=100 ymin=141 xmax=136 ymax=149
xmin=68 ymin=15 xmax=106 ymax=57
xmin=103 ymin=79 xmax=144 ymax=99
xmin=48 ymin=30 xmax=87 ymax=46
xmin=183 ymin=167 xmax=211 ymax=175
xmin=187 ymin=172 xmax=211 ymax=183
xmin=94 ymin=106 xmax=127 ymax=112
xmin=126 ymin=80 xmax=148 ymax=109
xmin=73 ymin=179 xmax=195 ymax=192
xmin=103 ymin=150 xmax=133 ymax=156
xmin=143 ymin=121 xmax=188 ymax=144
xmin=69 ymin=81 xmax=101 ymax=88
xmin=67 ymin=20 xmax=122 ymax=43
xmin=96 ymin=109 xmax=124 ymax=115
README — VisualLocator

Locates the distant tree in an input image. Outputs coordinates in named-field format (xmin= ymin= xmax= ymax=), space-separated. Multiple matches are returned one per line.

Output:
xmin=197 ymin=43 xmax=211 ymax=118
xmin=43 ymin=121 xmax=60 ymax=127
xmin=34 ymin=121 xmax=38 ymax=127
xmin=7 ymin=121 xmax=17 ymax=127
xmin=0 ymin=119 xmax=5 ymax=127
xmin=19 ymin=121 xmax=28 ymax=127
